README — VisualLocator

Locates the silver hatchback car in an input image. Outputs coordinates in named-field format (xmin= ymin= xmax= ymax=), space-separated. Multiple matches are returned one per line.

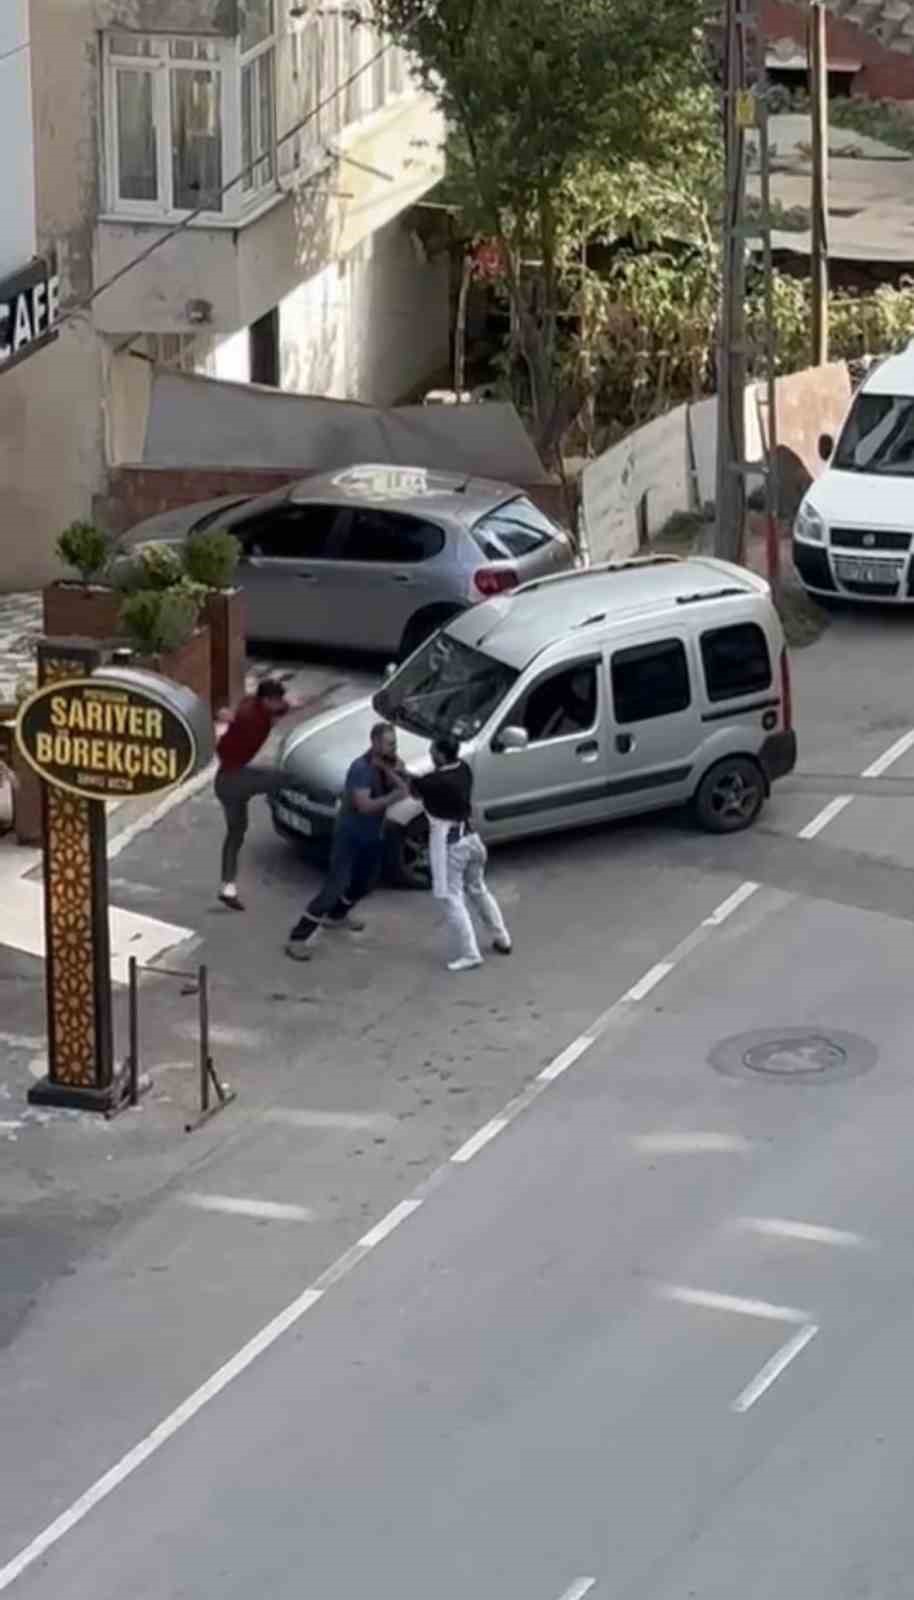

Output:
xmin=120 ymin=463 xmax=574 ymax=660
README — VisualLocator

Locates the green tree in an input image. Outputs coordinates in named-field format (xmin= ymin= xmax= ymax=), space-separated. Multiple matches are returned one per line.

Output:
xmin=373 ymin=0 xmax=709 ymax=464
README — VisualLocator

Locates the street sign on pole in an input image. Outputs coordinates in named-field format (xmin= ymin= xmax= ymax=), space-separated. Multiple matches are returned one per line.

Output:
xmin=17 ymin=648 xmax=212 ymax=1112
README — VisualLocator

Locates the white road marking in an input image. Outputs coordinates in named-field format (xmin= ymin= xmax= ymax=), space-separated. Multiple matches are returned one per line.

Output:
xmin=0 ymin=1120 xmax=23 ymax=1133
xmin=451 ymin=1117 xmax=509 ymax=1164
xmin=731 ymin=1322 xmax=819 ymax=1413
xmin=0 ymin=1032 xmax=44 ymax=1050
xmin=537 ymin=1036 xmax=595 ymax=1082
xmin=184 ymin=1195 xmax=314 ymax=1222
xmin=738 ymin=1216 xmax=867 ymax=1248
xmin=634 ymin=1132 xmax=750 ymax=1154
xmin=105 ymin=762 xmax=216 ymax=862
xmin=661 ymin=1285 xmax=811 ymax=1324
xmin=263 ymin=1107 xmax=397 ymax=1133
xmin=358 ymin=1198 xmax=422 ymax=1250
xmin=0 ymin=1285 xmax=325 ymax=1594
xmin=556 ymin=1581 xmax=596 ymax=1600
xmin=861 ymin=728 xmax=914 ymax=779
xmin=625 ymin=961 xmax=675 ymax=1001
xmin=797 ymin=794 xmax=854 ymax=839
xmin=703 ymin=881 xmax=759 ymax=925
xmin=174 ymin=1021 xmax=262 ymax=1048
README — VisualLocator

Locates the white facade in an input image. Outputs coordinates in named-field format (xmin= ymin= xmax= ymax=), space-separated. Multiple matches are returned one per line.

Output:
xmin=0 ymin=0 xmax=448 ymax=591
xmin=0 ymin=0 xmax=36 ymax=279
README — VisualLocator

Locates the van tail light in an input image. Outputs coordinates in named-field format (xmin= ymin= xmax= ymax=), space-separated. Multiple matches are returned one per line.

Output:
xmin=473 ymin=567 xmax=519 ymax=598
xmin=780 ymin=647 xmax=793 ymax=730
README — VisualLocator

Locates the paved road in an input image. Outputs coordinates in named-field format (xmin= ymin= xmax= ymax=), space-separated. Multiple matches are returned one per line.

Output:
xmin=3 ymin=606 xmax=914 ymax=1595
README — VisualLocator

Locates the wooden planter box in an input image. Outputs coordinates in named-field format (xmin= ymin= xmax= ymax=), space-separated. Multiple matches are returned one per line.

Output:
xmin=203 ymin=588 xmax=246 ymax=715
xmin=134 ymin=624 xmax=212 ymax=709
xmin=43 ymin=583 xmax=122 ymax=641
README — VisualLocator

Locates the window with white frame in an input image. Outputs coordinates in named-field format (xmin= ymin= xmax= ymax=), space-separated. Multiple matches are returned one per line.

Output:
xmin=241 ymin=0 xmax=276 ymax=195
xmin=104 ymin=27 xmax=277 ymax=221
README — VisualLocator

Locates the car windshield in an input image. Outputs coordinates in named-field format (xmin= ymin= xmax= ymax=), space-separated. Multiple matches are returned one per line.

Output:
xmin=374 ymin=634 xmax=518 ymax=740
xmin=834 ymin=392 xmax=914 ymax=475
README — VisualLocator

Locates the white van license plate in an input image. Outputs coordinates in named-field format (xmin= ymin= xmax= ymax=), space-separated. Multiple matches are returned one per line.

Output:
xmin=834 ymin=557 xmax=901 ymax=584
xmin=276 ymin=805 xmax=311 ymax=834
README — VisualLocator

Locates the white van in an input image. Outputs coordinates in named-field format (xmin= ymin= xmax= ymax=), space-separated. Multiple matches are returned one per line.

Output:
xmin=272 ymin=555 xmax=796 ymax=886
xmin=794 ymin=343 xmax=914 ymax=603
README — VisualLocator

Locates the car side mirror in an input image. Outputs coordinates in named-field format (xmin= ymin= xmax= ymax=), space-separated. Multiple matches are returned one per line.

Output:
xmin=497 ymin=725 xmax=529 ymax=753
xmin=383 ymin=662 xmax=397 ymax=682
xmin=818 ymin=432 xmax=834 ymax=462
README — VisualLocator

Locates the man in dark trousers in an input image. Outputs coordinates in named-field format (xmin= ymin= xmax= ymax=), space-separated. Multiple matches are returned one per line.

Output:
xmin=410 ymin=735 xmax=512 ymax=972
xmin=215 ymin=677 xmax=327 ymax=911
xmin=285 ymin=721 xmax=408 ymax=960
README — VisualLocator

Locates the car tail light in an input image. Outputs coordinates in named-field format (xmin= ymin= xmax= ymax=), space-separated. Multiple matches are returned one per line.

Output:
xmin=473 ymin=568 xmax=518 ymax=598
xmin=780 ymin=647 xmax=793 ymax=730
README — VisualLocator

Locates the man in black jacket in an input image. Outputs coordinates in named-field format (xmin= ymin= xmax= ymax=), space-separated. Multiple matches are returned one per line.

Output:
xmin=410 ymin=736 xmax=512 ymax=973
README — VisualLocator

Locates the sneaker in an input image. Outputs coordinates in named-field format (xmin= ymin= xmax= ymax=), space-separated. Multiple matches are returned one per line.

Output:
xmin=492 ymin=937 xmax=512 ymax=955
xmin=285 ymin=918 xmax=321 ymax=960
xmin=448 ymin=955 xmax=483 ymax=973
xmin=219 ymin=891 xmax=245 ymax=912
xmin=285 ymin=940 xmax=313 ymax=962
xmin=324 ymin=911 xmax=366 ymax=932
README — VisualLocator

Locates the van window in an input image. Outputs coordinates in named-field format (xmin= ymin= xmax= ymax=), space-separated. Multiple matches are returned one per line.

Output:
xmin=508 ymin=663 xmax=598 ymax=744
xmin=611 ymin=639 xmax=690 ymax=723
xmin=701 ymin=622 xmax=772 ymax=702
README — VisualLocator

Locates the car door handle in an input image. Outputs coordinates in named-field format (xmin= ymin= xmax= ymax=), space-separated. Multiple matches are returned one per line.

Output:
xmin=576 ymin=739 xmax=600 ymax=759
xmin=615 ymin=733 xmax=635 ymax=755
xmin=391 ymin=574 xmax=412 ymax=585
xmin=294 ymin=572 xmax=318 ymax=583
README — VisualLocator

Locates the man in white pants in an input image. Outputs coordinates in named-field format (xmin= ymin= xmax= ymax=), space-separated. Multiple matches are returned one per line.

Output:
xmin=410 ymin=736 xmax=512 ymax=973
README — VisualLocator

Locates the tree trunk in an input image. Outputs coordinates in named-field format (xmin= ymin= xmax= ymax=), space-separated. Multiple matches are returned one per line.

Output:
xmin=453 ymin=250 xmax=473 ymax=397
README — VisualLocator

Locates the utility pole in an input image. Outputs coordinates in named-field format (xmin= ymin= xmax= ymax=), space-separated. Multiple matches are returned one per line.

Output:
xmin=714 ymin=0 xmax=753 ymax=563
xmin=809 ymin=0 xmax=829 ymax=365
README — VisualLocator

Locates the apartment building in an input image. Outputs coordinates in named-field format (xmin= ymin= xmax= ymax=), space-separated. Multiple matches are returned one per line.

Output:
xmin=1 ymin=0 xmax=447 ymax=589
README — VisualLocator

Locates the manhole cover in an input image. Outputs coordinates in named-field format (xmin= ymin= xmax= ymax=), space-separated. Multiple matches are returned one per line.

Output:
xmin=709 ymin=1027 xmax=877 ymax=1084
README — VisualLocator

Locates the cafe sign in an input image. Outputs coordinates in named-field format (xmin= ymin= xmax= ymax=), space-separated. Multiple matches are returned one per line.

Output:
xmin=16 ymin=675 xmax=198 ymax=801
xmin=1 ymin=259 xmax=61 ymax=374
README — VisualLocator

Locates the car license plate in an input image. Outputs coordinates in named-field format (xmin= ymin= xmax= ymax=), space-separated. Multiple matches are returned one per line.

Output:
xmin=276 ymin=805 xmax=311 ymax=835
xmin=834 ymin=556 xmax=900 ymax=584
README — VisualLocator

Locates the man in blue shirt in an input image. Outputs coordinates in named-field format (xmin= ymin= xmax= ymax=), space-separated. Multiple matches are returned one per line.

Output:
xmin=286 ymin=722 xmax=408 ymax=960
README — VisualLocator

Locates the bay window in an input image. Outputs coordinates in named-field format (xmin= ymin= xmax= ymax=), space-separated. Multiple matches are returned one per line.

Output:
xmin=104 ymin=25 xmax=276 ymax=221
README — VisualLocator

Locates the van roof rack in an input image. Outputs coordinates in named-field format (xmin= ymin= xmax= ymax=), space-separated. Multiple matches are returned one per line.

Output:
xmin=674 ymin=587 xmax=746 ymax=606
xmin=516 ymin=553 xmax=680 ymax=597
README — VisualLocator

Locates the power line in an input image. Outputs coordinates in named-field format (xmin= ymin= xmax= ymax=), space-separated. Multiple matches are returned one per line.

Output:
xmin=56 ymin=33 xmax=397 ymax=332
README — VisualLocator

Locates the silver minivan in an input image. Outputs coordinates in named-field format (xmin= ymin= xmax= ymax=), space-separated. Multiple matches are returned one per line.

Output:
xmin=271 ymin=555 xmax=796 ymax=886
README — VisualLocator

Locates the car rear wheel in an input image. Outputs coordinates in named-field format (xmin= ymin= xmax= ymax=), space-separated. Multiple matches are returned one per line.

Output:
xmin=386 ymin=814 xmax=431 ymax=889
xmin=693 ymin=756 xmax=765 ymax=833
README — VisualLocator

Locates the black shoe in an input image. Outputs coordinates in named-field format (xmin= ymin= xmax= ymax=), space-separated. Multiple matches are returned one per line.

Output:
xmin=286 ymin=919 xmax=321 ymax=960
xmin=219 ymin=891 xmax=245 ymax=912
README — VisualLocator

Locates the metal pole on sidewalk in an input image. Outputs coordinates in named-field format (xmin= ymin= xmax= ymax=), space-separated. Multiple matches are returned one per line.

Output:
xmin=198 ymin=964 xmax=210 ymax=1117
xmin=714 ymin=0 xmax=755 ymax=563
xmin=809 ymin=0 xmax=829 ymax=367
xmin=128 ymin=956 xmax=140 ymax=1108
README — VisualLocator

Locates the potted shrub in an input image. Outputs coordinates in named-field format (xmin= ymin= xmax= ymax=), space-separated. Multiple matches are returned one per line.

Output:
xmin=183 ymin=529 xmax=246 ymax=715
xmin=43 ymin=521 xmax=121 ymax=640
xmin=118 ymin=586 xmax=212 ymax=707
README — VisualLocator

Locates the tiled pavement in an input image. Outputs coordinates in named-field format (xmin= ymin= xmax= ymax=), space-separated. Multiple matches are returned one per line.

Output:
xmin=0 ymin=592 xmax=41 ymax=703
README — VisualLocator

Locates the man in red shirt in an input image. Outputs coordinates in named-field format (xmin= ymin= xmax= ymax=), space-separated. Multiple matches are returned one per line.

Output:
xmin=215 ymin=678 xmax=323 ymax=911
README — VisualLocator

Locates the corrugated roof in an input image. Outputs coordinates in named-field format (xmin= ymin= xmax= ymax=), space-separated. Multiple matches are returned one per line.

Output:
xmin=824 ymin=0 xmax=914 ymax=58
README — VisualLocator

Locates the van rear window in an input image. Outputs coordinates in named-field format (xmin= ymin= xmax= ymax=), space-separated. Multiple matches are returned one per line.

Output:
xmin=701 ymin=623 xmax=772 ymax=702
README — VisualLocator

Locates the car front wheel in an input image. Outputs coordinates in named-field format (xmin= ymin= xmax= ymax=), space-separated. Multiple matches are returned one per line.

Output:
xmin=386 ymin=814 xmax=431 ymax=889
xmin=693 ymin=756 xmax=765 ymax=833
